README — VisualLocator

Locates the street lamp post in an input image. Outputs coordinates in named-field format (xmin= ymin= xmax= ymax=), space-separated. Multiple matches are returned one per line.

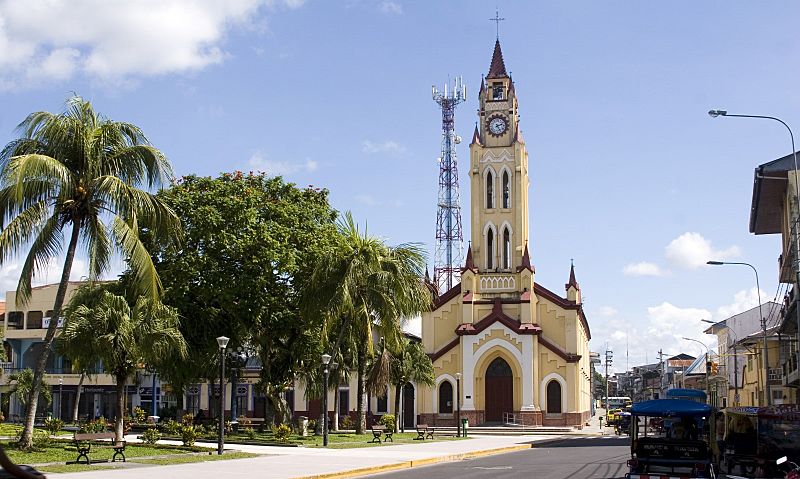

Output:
xmin=321 ymin=353 xmax=331 ymax=447
xmin=216 ymin=336 xmax=229 ymax=455
xmin=708 ymin=109 xmax=800 ymax=370
xmin=707 ymin=261 xmax=771 ymax=406
xmin=455 ymin=372 xmax=462 ymax=438
xmin=58 ymin=378 xmax=63 ymax=420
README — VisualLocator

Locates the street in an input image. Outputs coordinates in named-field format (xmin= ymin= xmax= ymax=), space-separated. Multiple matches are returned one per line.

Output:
xmin=368 ymin=437 xmax=631 ymax=479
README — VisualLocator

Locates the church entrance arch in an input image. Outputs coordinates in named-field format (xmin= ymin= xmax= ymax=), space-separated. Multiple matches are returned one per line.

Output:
xmin=484 ymin=357 xmax=513 ymax=422
xmin=546 ymin=380 xmax=562 ymax=414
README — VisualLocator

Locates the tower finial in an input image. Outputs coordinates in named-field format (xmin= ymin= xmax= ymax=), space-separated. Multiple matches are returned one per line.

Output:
xmin=490 ymin=8 xmax=505 ymax=40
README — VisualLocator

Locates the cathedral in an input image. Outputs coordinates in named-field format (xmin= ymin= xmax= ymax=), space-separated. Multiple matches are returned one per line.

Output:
xmin=418 ymin=40 xmax=593 ymax=427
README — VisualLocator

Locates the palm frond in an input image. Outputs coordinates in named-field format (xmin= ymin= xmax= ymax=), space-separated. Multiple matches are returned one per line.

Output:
xmin=112 ymin=215 xmax=162 ymax=300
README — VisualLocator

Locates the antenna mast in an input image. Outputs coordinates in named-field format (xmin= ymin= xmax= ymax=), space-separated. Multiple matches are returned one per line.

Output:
xmin=432 ymin=76 xmax=466 ymax=293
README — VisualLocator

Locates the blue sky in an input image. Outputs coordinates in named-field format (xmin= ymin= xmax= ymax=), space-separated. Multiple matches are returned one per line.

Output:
xmin=1 ymin=0 xmax=799 ymax=372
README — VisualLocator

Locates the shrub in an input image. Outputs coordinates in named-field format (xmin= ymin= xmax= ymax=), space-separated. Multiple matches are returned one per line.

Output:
xmin=79 ymin=417 xmax=108 ymax=433
xmin=181 ymin=413 xmax=194 ymax=426
xmin=43 ymin=417 xmax=64 ymax=436
xmin=181 ymin=425 xmax=198 ymax=447
xmin=339 ymin=415 xmax=354 ymax=430
xmin=133 ymin=407 xmax=147 ymax=424
xmin=32 ymin=429 xmax=51 ymax=450
xmin=272 ymin=423 xmax=292 ymax=442
xmin=163 ymin=419 xmax=181 ymax=436
xmin=142 ymin=427 xmax=161 ymax=445
xmin=244 ymin=427 xmax=256 ymax=439
xmin=306 ymin=419 xmax=316 ymax=433
xmin=379 ymin=414 xmax=396 ymax=433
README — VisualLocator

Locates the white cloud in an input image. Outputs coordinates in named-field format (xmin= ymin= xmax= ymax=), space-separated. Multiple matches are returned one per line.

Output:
xmin=379 ymin=1 xmax=402 ymax=15
xmin=596 ymin=306 xmax=618 ymax=317
xmin=0 ymin=0 xmax=304 ymax=89
xmin=0 ymin=257 xmax=90 ymax=301
xmin=714 ymin=287 xmax=765 ymax=321
xmin=249 ymin=151 xmax=317 ymax=176
xmin=665 ymin=232 xmax=740 ymax=270
xmin=623 ymin=262 xmax=665 ymax=277
xmin=355 ymin=194 xmax=378 ymax=206
xmin=361 ymin=140 xmax=406 ymax=156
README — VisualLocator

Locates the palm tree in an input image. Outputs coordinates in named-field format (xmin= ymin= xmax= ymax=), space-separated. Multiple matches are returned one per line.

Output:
xmin=303 ymin=212 xmax=430 ymax=433
xmin=59 ymin=284 xmax=187 ymax=442
xmin=390 ymin=338 xmax=434 ymax=432
xmin=0 ymin=96 xmax=181 ymax=446
xmin=6 ymin=369 xmax=51 ymax=413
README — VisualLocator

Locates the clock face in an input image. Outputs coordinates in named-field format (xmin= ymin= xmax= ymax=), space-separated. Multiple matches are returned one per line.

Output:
xmin=488 ymin=116 xmax=507 ymax=136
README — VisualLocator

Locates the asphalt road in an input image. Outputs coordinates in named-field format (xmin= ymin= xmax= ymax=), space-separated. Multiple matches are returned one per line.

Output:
xmin=369 ymin=436 xmax=631 ymax=479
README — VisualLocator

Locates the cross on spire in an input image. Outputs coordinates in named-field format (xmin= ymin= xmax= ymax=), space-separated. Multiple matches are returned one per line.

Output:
xmin=490 ymin=9 xmax=505 ymax=39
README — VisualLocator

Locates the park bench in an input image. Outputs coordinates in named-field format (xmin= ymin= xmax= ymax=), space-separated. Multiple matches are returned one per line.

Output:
xmin=70 ymin=432 xmax=126 ymax=465
xmin=370 ymin=425 xmax=393 ymax=443
xmin=414 ymin=424 xmax=434 ymax=440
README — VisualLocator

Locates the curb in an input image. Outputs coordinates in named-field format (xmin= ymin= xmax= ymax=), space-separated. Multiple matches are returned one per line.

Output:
xmin=290 ymin=444 xmax=532 ymax=479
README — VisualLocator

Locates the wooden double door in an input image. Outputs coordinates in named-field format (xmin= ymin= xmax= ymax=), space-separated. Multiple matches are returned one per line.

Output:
xmin=484 ymin=357 xmax=513 ymax=422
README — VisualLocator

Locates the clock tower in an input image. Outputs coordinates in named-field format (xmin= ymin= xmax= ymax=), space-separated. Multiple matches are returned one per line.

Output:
xmin=469 ymin=39 xmax=530 ymax=273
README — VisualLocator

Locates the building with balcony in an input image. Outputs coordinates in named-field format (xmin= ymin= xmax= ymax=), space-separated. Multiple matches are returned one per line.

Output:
xmin=750 ymin=152 xmax=800 ymax=397
xmin=703 ymin=303 xmax=792 ymax=407
xmin=2 ymin=282 xmax=175 ymax=421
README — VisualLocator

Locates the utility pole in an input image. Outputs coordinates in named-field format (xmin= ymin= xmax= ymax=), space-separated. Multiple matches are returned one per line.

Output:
xmin=658 ymin=349 xmax=665 ymax=399
xmin=604 ymin=348 xmax=613 ymax=413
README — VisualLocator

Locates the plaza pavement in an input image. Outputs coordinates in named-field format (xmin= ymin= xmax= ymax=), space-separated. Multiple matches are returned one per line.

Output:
xmin=52 ymin=433 xmax=564 ymax=479
xmin=51 ymin=411 xmax=610 ymax=479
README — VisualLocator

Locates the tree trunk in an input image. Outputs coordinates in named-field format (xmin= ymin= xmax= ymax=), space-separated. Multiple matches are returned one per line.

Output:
xmin=393 ymin=383 xmax=402 ymax=433
xmin=265 ymin=387 xmax=290 ymax=425
xmin=333 ymin=385 xmax=339 ymax=431
xmin=356 ymin=346 xmax=366 ymax=434
xmin=20 ymin=220 xmax=81 ymax=448
xmin=115 ymin=376 xmax=126 ymax=443
xmin=72 ymin=372 xmax=85 ymax=422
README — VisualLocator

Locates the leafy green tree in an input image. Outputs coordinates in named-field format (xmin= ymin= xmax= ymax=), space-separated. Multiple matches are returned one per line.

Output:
xmin=146 ymin=172 xmax=338 ymax=423
xmin=59 ymin=283 xmax=187 ymax=441
xmin=304 ymin=213 xmax=430 ymax=433
xmin=0 ymin=96 xmax=180 ymax=447
xmin=6 ymin=369 xmax=51 ymax=411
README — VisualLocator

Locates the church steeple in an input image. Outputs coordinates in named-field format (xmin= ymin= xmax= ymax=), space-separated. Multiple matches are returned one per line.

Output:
xmin=487 ymin=40 xmax=508 ymax=79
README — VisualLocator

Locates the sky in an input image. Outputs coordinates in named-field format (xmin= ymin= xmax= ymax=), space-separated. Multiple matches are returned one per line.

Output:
xmin=1 ymin=0 xmax=799 ymax=373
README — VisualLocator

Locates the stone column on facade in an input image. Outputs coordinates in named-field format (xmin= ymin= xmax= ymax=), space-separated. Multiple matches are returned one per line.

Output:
xmin=461 ymin=337 xmax=475 ymax=410
xmin=532 ymin=338 xmax=540 ymax=409
xmin=567 ymin=362 xmax=577 ymax=412
xmin=521 ymin=335 xmax=535 ymax=411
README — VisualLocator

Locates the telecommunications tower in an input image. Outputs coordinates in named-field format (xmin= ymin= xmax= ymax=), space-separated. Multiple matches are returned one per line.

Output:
xmin=432 ymin=76 xmax=466 ymax=293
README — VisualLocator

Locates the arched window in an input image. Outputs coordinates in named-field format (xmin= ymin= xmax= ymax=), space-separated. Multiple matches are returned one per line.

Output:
xmin=438 ymin=381 xmax=453 ymax=414
xmin=487 ymin=228 xmax=494 ymax=269
xmin=486 ymin=170 xmax=494 ymax=208
xmin=502 ymin=228 xmax=511 ymax=269
xmin=546 ymin=380 xmax=562 ymax=414
xmin=502 ymin=171 xmax=510 ymax=208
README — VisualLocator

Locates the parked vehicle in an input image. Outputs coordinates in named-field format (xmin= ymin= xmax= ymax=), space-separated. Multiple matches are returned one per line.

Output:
xmin=625 ymin=398 xmax=716 ymax=479
xmin=722 ymin=406 xmax=800 ymax=478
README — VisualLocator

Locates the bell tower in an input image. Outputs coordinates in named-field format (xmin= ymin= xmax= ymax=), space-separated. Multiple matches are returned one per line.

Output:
xmin=468 ymin=40 xmax=530 ymax=274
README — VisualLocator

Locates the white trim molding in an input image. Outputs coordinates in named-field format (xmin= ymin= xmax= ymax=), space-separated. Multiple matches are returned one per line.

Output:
xmin=541 ymin=372 xmax=567 ymax=414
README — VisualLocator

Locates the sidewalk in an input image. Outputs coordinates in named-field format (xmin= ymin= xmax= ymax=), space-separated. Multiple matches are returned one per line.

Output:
xmin=54 ymin=433 xmax=565 ymax=479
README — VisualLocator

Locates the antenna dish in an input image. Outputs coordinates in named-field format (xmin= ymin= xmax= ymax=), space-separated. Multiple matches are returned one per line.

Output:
xmin=454 ymin=135 xmax=462 ymax=144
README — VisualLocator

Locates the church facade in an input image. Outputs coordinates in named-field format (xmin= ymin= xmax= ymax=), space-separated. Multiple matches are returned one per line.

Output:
xmin=418 ymin=41 xmax=592 ymax=427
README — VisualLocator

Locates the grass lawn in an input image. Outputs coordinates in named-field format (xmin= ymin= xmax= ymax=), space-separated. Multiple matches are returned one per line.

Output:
xmin=0 ymin=424 xmax=71 ymax=438
xmin=3 ymin=440 xmax=206 ymax=465
xmin=37 ymin=452 xmax=257 ymax=474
